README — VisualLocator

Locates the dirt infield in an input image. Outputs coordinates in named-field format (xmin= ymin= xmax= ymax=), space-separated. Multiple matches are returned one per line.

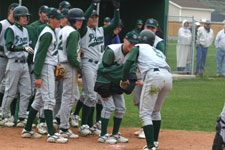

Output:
xmin=0 ymin=127 xmax=215 ymax=150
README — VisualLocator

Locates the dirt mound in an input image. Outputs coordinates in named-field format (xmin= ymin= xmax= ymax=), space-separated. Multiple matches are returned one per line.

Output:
xmin=0 ymin=127 xmax=215 ymax=150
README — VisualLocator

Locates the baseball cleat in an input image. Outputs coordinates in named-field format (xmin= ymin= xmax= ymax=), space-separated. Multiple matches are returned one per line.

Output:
xmin=143 ymin=145 xmax=157 ymax=150
xmin=70 ymin=114 xmax=80 ymax=128
xmin=112 ymin=133 xmax=128 ymax=143
xmin=37 ymin=123 xmax=48 ymax=134
xmin=94 ymin=120 xmax=101 ymax=130
xmin=98 ymin=134 xmax=117 ymax=144
xmin=90 ymin=125 xmax=101 ymax=136
xmin=0 ymin=118 xmax=15 ymax=127
xmin=16 ymin=119 xmax=27 ymax=128
xmin=21 ymin=129 xmax=42 ymax=138
xmin=59 ymin=129 xmax=79 ymax=139
xmin=78 ymin=124 xmax=92 ymax=136
xmin=138 ymin=129 xmax=146 ymax=139
xmin=47 ymin=133 xmax=68 ymax=143
xmin=154 ymin=141 xmax=159 ymax=149
xmin=134 ymin=128 xmax=143 ymax=136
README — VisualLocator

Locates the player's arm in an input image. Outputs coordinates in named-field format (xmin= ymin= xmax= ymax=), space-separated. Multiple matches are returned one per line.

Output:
xmin=122 ymin=46 xmax=139 ymax=81
xmin=103 ymin=10 xmax=120 ymax=36
xmin=156 ymin=41 xmax=165 ymax=54
xmin=78 ymin=4 xmax=96 ymax=38
xmin=5 ymin=28 xmax=24 ymax=52
xmin=34 ymin=32 xmax=52 ymax=79
xmin=0 ymin=23 xmax=3 ymax=52
xmin=66 ymin=31 xmax=80 ymax=69
xmin=102 ymin=47 xmax=115 ymax=67
xmin=214 ymin=31 xmax=221 ymax=48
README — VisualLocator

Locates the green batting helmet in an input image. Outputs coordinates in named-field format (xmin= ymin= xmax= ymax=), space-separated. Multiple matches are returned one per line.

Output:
xmin=138 ymin=29 xmax=155 ymax=46
xmin=59 ymin=1 xmax=71 ymax=10
xmin=13 ymin=6 xmax=30 ymax=21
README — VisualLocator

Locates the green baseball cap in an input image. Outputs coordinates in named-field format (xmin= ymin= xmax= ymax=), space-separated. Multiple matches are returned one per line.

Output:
xmin=136 ymin=19 xmax=143 ymax=25
xmin=8 ymin=3 xmax=19 ymax=12
xmin=125 ymin=31 xmax=139 ymax=43
xmin=104 ymin=17 xmax=111 ymax=22
xmin=61 ymin=8 xmax=69 ymax=18
xmin=39 ymin=5 xmax=49 ymax=13
xmin=59 ymin=1 xmax=71 ymax=9
xmin=48 ymin=8 xmax=64 ymax=19
xmin=91 ymin=10 xmax=98 ymax=17
xmin=145 ymin=18 xmax=157 ymax=28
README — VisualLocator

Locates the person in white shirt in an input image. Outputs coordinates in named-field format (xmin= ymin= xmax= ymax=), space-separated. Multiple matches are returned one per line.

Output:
xmin=196 ymin=20 xmax=214 ymax=76
xmin=215 ymin=25 xmax=225 ymax=76
xmin=176 ymin=20 xmax=192 ymax=72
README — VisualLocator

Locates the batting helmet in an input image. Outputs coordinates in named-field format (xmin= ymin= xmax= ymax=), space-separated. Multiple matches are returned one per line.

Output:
xmin=68 ymin=8 xmax=85 ymax=22
xmin=13 ymin=6 xmax=30 ymax=21
xmin=138 ymin=29 xmax=155 ymax=46
xmin=59 ymin=1 xmax=71 ymax=10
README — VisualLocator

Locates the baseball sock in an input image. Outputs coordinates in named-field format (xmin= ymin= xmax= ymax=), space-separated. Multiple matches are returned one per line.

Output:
xmin=153 ymin=120 xmax=161 ymax=141
xmin=81 ymin=104 xmax=91 ymax=125
xmin=143 ymin=125 xmax=155 ymax=148
xmin=112 ymin=117 xmax=122 ymax=135
xmin=0 ymin=92 xmax=4 ymax=107
xmin=10 ymin=98 xmax=17 ymax=117
xmin=101 ymin=118 xmax=109 ymax=136
xmin=39 ymin=117 xmax=45 ymax=123
xmin=27 ymin=95 xmax=35 ymax=111
xmin=25 ymin=107 xmax=38 ymax=131
xmin=73 ymin=100 xmax=83 ymax=116
xmin=96 ymin=104 xmax=102 ymax=122
xmin=87 ymin=107 xmax=94 ymax=127
xmin=44 ymin=109 xmax=56 ymax=135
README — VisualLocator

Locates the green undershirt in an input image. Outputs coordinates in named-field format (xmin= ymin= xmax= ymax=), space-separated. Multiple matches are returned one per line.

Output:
xmin=156 ymin=41 xmax=164 ymax=54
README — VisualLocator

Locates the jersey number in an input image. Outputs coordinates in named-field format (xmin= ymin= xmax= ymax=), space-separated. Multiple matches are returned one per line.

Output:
xmin=58 ymin=35 xmax=63 ymax=51
xmin=153 ymin=47 xmax=163 ymax=58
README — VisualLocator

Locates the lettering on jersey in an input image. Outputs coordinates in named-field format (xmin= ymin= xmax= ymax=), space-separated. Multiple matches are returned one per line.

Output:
xmin=152 ymin=47 xmax=163 ymax=58
xmin=88 ymin=33 xmax=104 ymax=47
xmin=15 ymin=35 xmax=28 ymax=45
xmin=52 ymin=41 xmax=58 ymax=56
xmin=58 ymin=35 xmax=63 ymax=50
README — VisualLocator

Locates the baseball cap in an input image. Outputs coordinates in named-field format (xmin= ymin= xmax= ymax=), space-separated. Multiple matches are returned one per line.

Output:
xmin=91 ymin=10 xmax=98 ymax=17
xmin=8 ymin=3 xmax=19 ymax=12
xmin=195 ymin=22 xmax=200 ymax=26
xmin=104 ymin=17 xmax=111 ymax=22
xmin=125 ymin=31 xmax=139 ymax=43
xmin=136 ymin=19 xmax=143 ymax=25
xmin=145 ymin=18 xmax=157 ymax=28
xmin=48 ymin=8 xmax=64 ymax=19
xmin=61 ymin=8 xmax=69 ymax=18
xmin=39 ymin=5 xmax=49 ymax=13
xmin=59 ymin=1 xmax=71 ymax=9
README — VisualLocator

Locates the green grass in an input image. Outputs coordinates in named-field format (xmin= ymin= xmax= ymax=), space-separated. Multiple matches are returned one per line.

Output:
xmin=118 ymin=43 xmax=223 ymax=132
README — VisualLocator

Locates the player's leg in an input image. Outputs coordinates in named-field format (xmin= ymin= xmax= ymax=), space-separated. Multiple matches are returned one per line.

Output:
xmin=58 ymin=64 xmax=79 ymax=139
xmin=151 ymin=69 xmax=172 ymax=149
xmin=17 ymin=63 xmax=32 ymax=127
xmin=201 ymin=47 xmax=208 ymax=74
xmin=196 ymin=45 xmax=203 ymax=75
xmin=98 ymin=96 xmax=117 ymax=144
xmin=27 ymin=64 xmax=36 ymax=113
xmin=112 ymin=94 xmax=128 ymax=143
xmin=1 ymin=60 xmax=21 ymax=126
xmin=94 ymin=96 xmax=102 ymax=130
xmin=53 ymin=79 xmax=62 ymax=128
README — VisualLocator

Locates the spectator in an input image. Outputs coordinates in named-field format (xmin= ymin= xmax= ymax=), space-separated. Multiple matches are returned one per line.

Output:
xmin=196 ymin=20 xmax=214 ymax=76
xmin=103 ymin=17 xmax=111 ymax=26
xmin=215 ymin=24 xmax=225 ymax=76
xmin=176 ymin=20 xmax=192 ymax=72
xmin=132 ymin=19 xmax=143 ymax=35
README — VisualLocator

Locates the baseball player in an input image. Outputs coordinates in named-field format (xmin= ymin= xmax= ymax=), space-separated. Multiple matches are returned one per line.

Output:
xmin=58 ymin=1 xmax=72 ymax=10
xmin=103 ymin=17 xmax=111 ymax=26
xmin=121 ymin=30 xmax=172 ymax=150
xmin=26 ymin=5 xmax=49 ymax=134
xmin=76 ymin=0 xmax=120 ymax=136
xmin=95 ymin=31 xmax=138 ymax=144
xmin=144 ymin=18 xmax=164 ymax=54
xmin=0 ymin=6 xmax=33 ymax=127
xmin=212 ymin=103 xmax=225 ymax=150
xmin=0 ymin=3 xmax=19 ymax=119
xmin=132 ymin=19 xmax=143 ymax=36
xmin=21 ymin=8 xmax=68 ymax=143
xmin=56 ymin=8 xmax=85 ymax=139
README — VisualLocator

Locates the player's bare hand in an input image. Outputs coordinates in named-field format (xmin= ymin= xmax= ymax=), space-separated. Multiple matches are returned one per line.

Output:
xmin=103 ymin=97 xmax=109 ymax=101
xmin=24 ymin=46 xmax=34 ymax=54
xmin=35 ymin=79 xmax=42 ymax=88
xmin=136 ymin=80 xmax=144 ymax=86
xmin=120 ymin=80 xmax=129 ymax=89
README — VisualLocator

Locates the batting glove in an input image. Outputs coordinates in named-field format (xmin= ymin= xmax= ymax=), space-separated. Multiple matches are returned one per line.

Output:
xmin=23 ymin=46 xmax=34 ymax=54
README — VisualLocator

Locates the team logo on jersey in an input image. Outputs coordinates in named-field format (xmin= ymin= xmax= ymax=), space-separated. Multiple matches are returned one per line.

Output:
xmin=15 ymin=35 xmax=28 ymax=45
xmin=88 ymin=33 xmax=104 ymax=47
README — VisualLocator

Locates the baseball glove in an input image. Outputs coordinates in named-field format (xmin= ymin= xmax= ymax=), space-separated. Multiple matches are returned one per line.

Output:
xmin=55 ymin=65 xmax=65 ymax=80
